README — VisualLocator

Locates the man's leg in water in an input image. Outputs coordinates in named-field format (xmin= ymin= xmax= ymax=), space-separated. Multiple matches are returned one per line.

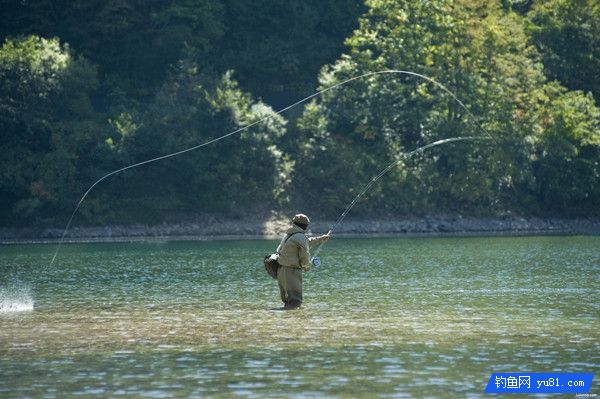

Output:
xmin=277 ymin=266 xmax=303 ymax=309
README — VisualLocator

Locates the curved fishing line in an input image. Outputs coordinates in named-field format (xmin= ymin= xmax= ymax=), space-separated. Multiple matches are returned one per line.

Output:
xmin=308 ymin=136 xmax=492 ymax=269
xmin=47 ymin=69 xmax=494 ymax=269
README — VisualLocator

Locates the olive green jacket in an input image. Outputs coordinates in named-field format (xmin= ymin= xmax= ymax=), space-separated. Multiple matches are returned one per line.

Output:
xmin=276 ymin=225 xmax=327 ymax=270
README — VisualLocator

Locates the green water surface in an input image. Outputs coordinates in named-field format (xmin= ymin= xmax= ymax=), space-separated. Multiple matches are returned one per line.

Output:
xmin=1 ymin=236 xmax=599 ymax=397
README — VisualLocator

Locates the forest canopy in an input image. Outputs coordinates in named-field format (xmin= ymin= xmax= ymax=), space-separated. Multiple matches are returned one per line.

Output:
xmin=0 ymin=0 xmax=598 ymax=226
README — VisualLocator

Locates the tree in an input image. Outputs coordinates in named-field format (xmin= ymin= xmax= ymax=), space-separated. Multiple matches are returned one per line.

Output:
xmin=212 ymin=0 xmax=365 ymax=108
xmin=104 ymin=61 xmax=292 ymax=221
xmin=0 ymin=35 xmax=103 ymax=223
xmin=527 ymin=0 xmax=600 ymax=100
xmin=532 ymin=84 xmax=600 ymax=213
xmin=295 ymin=1 xmax=527 ymax=214
xmin=293 ymin=0 xmax=600 ymax=216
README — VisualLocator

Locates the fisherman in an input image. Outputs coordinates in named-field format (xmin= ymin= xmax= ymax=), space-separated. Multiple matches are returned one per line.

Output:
xmin=276 ymin=213 xmax=330 ymax=310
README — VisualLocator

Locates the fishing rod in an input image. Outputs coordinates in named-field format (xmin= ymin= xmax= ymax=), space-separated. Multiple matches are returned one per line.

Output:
xmin=307 ymin=136 xmax=493 ymax=271
xmin=47 ymin=69 xmax=496 ymax=270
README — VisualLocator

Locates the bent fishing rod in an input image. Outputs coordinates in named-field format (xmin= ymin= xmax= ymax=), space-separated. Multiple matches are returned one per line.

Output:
xmin=307 ymin=135 xmax=493 ymax=271
xmin=47 ymin=70 xmax=497 ymax=270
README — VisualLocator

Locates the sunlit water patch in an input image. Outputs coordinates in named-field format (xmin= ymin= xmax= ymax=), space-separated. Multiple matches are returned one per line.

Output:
xmin=0 ymin=236 xmax=598 ymax=397
xmin=0 ymin=285 xmax=34 ymax=312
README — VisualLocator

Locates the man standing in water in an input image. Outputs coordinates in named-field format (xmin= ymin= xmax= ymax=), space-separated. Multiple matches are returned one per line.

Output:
xmin=276 ymin=214 xmax=330 ymax=310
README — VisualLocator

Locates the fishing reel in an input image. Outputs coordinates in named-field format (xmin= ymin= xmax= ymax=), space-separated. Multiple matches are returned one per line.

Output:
xmin=311 ymin=256 xmax=321 ymax=267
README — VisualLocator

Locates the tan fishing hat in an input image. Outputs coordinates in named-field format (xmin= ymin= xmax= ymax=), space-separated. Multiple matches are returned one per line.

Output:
xmin=292 ymin=213 xmax=310 ymax=225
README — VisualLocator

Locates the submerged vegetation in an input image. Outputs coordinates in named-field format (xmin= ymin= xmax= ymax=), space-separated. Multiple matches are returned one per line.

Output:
xmin=0 ymin=0 xmax=598 ymax=226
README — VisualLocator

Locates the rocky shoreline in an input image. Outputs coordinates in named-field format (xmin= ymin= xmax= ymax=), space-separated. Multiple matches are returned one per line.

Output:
xmin=1 ymin=213 xmax=598 ymax=244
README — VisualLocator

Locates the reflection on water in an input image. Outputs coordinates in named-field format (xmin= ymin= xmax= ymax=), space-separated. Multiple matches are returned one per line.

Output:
xmin=0 ymin=286 xmax=34 ymax=312
xmin=1 ymin=236 xmax=599 ymax=397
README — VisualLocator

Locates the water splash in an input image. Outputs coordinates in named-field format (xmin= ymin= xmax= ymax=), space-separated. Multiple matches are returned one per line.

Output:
xmin=0 ymin=286 xmax=34 ymax=312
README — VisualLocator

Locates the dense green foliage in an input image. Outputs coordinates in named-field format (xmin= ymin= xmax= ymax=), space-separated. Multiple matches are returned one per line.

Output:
xmin=527 ymin=0 xmax=600 ymax=99
xmin=294 ymin=0 xmax=599 ymax=216
xmin=0 ymin=36 xmax=102 ymax=223
xmin=0 ymin=0 xmax=598 ymax=226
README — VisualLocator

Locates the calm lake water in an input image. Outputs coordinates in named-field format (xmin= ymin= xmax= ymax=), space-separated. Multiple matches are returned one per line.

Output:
xmin=1 ymin=236 xmax=598 ymax=397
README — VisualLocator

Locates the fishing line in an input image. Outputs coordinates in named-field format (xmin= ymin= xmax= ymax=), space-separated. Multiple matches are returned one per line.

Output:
xmin=47 ymin=70 xmax=497 ymax=269
xmin=307 ymin=136 xmax=492 ymax=277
